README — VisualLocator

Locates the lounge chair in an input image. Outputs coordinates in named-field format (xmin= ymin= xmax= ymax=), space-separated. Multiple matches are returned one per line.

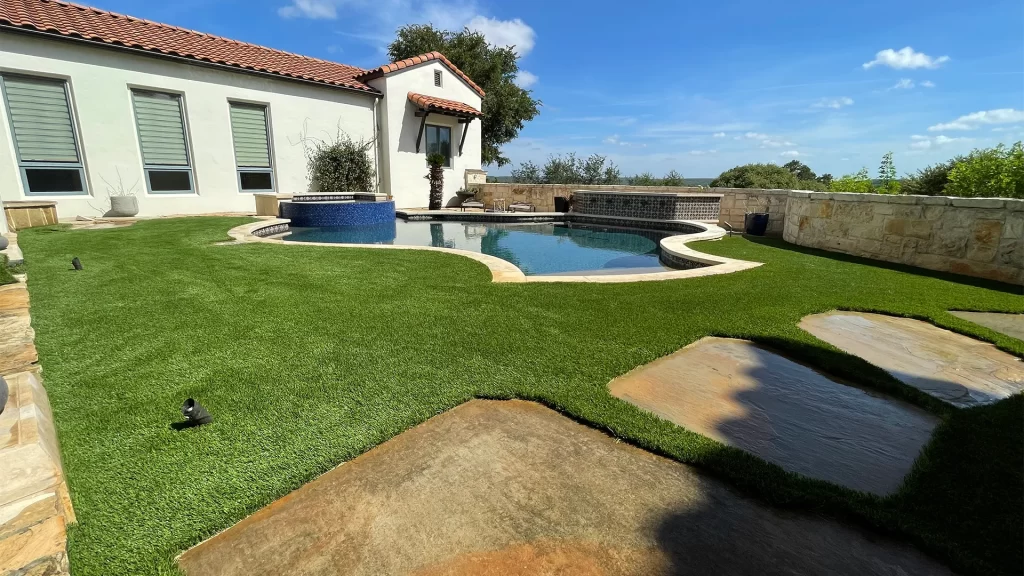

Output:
xmin=508 ymin=202 xmax=536 ymax=213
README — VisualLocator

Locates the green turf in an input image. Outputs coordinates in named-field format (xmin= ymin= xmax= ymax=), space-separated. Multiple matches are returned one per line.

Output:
xmin=16 ymin=217 xmax=1024 ymax=576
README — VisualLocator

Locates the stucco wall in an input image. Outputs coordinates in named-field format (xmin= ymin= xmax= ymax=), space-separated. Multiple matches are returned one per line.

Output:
xmin=0 ymin=32 xmax=378 ymax=219
xmin=784 ymin=192 xmax=1023 ymax=285
xmin=369 ymin=61 xmax=482 ymax=210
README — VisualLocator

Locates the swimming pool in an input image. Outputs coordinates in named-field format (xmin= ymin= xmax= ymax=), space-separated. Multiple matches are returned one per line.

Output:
xmin=286 ymin=220 xmax=678 ymax=276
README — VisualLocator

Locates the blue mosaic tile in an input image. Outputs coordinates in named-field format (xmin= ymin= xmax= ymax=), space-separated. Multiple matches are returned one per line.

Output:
xmin=281 ymin=200 xmax=395 ymax=227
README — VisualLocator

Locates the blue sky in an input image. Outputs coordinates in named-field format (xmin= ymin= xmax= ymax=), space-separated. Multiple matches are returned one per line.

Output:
xmin=90 ymin=0 xmax=1023 ymax=177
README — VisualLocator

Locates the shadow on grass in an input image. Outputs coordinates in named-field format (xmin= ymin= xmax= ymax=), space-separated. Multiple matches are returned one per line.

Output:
xmin=743 ymin=235 xmax=1023 ymax=296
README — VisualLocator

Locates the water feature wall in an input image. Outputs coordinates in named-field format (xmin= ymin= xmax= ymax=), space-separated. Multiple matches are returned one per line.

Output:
xmin=572 ymin=191 xmax=722 ymax=222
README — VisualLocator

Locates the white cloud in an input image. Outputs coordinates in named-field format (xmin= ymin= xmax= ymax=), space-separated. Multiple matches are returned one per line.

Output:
xmin=466 ymin=15 xmax=535 ymax=55
xmin=603 ymin=135 xmax=645 ymax=148
xmin=689 ymin=149 xmax=718 ymax=155
xmin=928 ymin=108 xmax=1024 ymax=131
xmin=909 ymin=134 xmax=971 ymax=149
xmin=514 ymin=70 xmax=538 ymax=88
xmin=712 ymin=132 xmax=726 ymax=138
xmin=779 ymin=150 xmax=802 ymax=157
xmin=735 ymin=131 xmax=793 ymax=148
xmin=278 ymin=0 xmax=537 ymax=62
xmin=863 ymin=47 xmax=950 ymax=70
xmin=278 ymin=0 xmax=336 ymax=18
xmin=891 ymin=78 xmax=914 ymax=90
xmin=812 ymin=96 xmax=854 ymax=109
xmin=921 ymin=80 xmax=936 ymax=88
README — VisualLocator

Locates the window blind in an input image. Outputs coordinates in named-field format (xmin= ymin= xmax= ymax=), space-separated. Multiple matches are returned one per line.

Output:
xmin=132 ymin=91 xmax=189 ymax=166
xmin=229 ymin=103 xmax=271 ymax=168
xmin=2 ymin=76 xmax=79 ymax=163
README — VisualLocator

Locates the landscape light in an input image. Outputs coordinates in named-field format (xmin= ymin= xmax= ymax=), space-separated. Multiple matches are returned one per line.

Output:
xmin=71 ymin=257 xmax=83 ymax=270
xmin=180 ymin=398 xmax=213 ymax=427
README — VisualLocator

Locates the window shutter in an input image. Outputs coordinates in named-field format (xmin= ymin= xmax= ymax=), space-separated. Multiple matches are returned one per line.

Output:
xmin=2 ymin=76 xmax=79 ymax=163
xmin=132 ymin=91 xmax=189 ymax=166
xmin=229 ymin=104 xmax=271 ymax=168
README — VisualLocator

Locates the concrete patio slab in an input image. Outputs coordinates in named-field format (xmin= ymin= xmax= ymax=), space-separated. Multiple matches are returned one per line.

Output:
xmin=178 ymin=400 xmax=949 ymax=576
xmin=949 ymin=310 xmax=1024 ymax=341
xmin=801 ymin=312 xmax=1024 ymax=408
xmin=608 ymin=337 xmax=937 ymax=495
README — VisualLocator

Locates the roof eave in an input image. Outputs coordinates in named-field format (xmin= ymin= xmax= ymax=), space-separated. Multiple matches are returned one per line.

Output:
xmin=0 ymin=25 xmax=383 ymax=98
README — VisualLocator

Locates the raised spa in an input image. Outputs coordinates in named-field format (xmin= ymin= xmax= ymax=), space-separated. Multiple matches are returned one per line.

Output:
xmin=279 ymin=193 xmax=395 ymax=227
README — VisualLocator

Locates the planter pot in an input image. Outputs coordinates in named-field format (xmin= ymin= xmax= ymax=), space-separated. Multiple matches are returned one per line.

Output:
xmin=106 ymin=196 xmax=139 ymax=217
xmin=744 ymin=212 xmax=770 ymax=236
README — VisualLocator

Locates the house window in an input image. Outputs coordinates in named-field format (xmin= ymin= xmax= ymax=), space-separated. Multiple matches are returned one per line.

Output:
xmin=434 ymin=70 xmax=442 ymax=87
xmin=424 ymin=124 xmax=451 ymax=167
xmin=1 ymin=74 xmax=87 ymax=195
xmin=131 ymin=89 xmax=194 ymax=193
xmin=228 ymin=102 xmax=274 ymax=192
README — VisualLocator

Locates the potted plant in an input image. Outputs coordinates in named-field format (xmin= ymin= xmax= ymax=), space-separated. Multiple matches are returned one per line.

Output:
xmin=102 ymin=168 xmax=140 ymax=217
xmin=425 ymin=153 xmax=445 ymax=210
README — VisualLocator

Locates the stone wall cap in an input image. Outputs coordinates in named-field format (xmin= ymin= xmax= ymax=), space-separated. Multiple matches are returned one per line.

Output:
xmin=3 ymin=200 xmax=58 ymax=208
xmin=918 ymin=196 xmax=952 ymax=205
xmin=949 ymin=197 xmax=1006 ymax=209
xmin=1006 ymin=199 xmax=1024 ymax=211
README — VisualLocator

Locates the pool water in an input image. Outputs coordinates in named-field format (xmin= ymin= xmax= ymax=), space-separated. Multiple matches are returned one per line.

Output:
xmin=286 ymin=220 xmax=675 ymax=276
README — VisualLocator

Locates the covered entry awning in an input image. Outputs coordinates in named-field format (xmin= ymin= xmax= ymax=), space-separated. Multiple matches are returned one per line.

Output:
xmin=409 ymin=92 xmax=482 ymax=155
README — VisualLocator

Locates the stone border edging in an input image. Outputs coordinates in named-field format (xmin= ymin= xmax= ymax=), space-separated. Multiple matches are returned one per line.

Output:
xmin=228 ymin=219 xmax=762 ymax=284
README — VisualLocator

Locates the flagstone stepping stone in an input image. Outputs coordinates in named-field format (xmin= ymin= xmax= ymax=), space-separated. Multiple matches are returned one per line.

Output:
xmin=801 ymin=312 xmax=1024 ymax=408
xmin=178 ymin=400 xmax=950 ymax=576
xmin=949 ymin=311 xmax=1024 ymax=341
xmin=608 ymin=337 xmax=936 ymax=495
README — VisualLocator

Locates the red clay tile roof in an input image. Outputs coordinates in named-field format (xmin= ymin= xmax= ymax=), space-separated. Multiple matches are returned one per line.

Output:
xmin=0 ymin=0 xmax=378 ymax=94
xmin=358 ymin=52 xmax=485 ymax=98
xmin=408 ymin=92 xmax=482 ymax=117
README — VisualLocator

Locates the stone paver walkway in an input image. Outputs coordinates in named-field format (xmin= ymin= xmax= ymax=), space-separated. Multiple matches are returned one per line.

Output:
xmin=949 ymin=311 xmax=1024 ymax=341
xmin=801 ymin=312 xmax=1024 ymax=407
xmin=609 ymin=337 xmax=937 ymax=495
xmin=179 ymin=400 xmax=949 ymax=576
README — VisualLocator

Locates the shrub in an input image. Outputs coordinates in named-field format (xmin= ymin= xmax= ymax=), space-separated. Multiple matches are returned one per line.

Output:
xmin=304 ymin=134 xmax=376 ymax=193
xmin=829 ymin=168 xmax=875 ymax=193
xmin=945 ymin=142 xmax=1024 ymax=199
xmin=662 ymin=170 xmax=685 ymax=186
xmin=902 ymin=158 xmax=959 ymax=196
xmin=711 ymin=163 xmax=801 ymax=189
xmin=628 ymin=172 xmax=657 ymax=186
xmin=510 ymin=161 xmax=542 ymax=184
xmin=527 ymin=153 xmax=620 ymax=185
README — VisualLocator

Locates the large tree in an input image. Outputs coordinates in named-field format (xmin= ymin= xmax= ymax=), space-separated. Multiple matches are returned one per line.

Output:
xmin=388 ymin=25 xmax=540 ymax=167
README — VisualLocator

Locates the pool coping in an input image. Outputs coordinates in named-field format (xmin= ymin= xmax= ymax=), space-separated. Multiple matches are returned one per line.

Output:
xmin=226 ymin=218 xmax=763 ymax=284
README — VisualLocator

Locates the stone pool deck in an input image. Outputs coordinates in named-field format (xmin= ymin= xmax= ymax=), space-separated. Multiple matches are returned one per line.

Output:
xmin=178 ymin=400 xmax=949 ymax=576
xmin=0 ymin=275 xmax=74 ymax=575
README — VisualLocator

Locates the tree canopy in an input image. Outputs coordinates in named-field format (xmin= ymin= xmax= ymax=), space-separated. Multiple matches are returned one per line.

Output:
xmin=710 ymin=163 xmax=825 ymax=190
xmin=388 ymin=25 xmax=540 ymax=167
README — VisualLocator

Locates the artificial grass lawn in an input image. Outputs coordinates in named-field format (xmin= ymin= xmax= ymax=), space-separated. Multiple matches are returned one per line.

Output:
xmin=17 ymin=217 xmax=1024 ymax=576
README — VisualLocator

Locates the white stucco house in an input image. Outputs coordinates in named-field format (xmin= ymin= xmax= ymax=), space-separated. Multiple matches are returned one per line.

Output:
xmin=0 ymin=0 xmax=485 ymax=234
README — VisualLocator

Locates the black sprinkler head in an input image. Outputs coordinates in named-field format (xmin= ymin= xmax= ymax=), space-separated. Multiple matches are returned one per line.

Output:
xmin=180 ymin=398 xmax=213 ymax=426
xmin=71 ymin=257 xmax=83 ymax=270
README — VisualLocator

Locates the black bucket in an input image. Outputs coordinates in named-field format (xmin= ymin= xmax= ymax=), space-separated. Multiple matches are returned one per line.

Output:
xmin=744 ymin=212 xmax=770 ymax=236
